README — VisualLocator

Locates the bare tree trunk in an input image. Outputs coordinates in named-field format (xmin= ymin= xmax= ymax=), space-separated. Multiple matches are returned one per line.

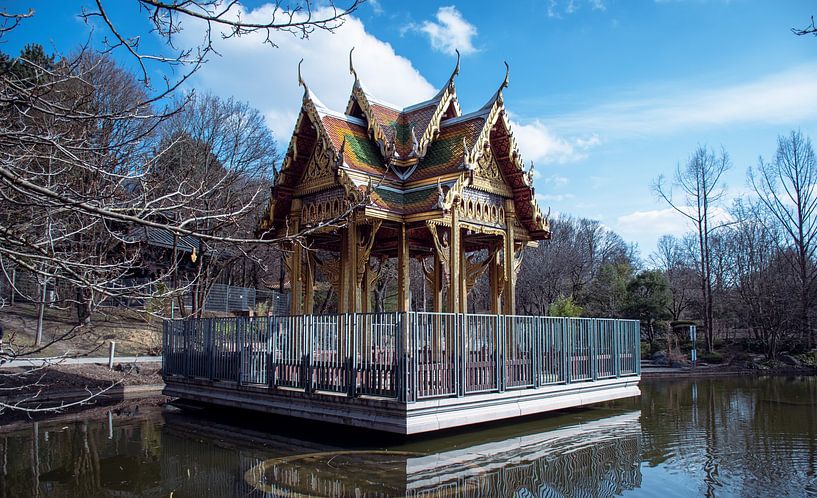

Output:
xmin=35 ymin=282 xmax=46 ymax=346
xmin=654 ymin=146 xmax=729 ymax=354
xmin=75 ymin=287 xmax=91 ymax=326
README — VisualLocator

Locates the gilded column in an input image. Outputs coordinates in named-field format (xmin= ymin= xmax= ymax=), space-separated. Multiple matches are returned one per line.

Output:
xmin=448 ymin=205 xmax=461 ymax=313
xmin=397 ymin=223 xmax=410 ymax=312
xmin=361 ymin=263 xmax=371 ymax=313
xmin=488 ymin=244 xmax=502 ymax=314
xmin=503 ymin=199 xmax=516 ymax=315
xmin=460 ymin=245 xmax=468 ymax=314
xmin=289 ymin=199 xmax=303 ymax=315
xmin=303 ymin=253 xmax=314 ymax=314
xmin=346 ymin=217 xmax=359 ymax=312
xmin=432 ymin=252 xmax=443 ymax=312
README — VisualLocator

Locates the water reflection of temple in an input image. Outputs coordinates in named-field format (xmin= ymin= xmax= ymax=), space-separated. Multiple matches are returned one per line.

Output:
xmin=0 ymin=406 xmax=642 ymax=497
xmin=158 ymin=410 xmax=642 ymax=497
xmin=3 ymin=378 xmax=816 ymax=497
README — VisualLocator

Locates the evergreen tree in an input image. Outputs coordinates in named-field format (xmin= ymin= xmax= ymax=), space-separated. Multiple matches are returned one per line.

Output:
xmin=624 ymin=270 xmax=672 ymax=345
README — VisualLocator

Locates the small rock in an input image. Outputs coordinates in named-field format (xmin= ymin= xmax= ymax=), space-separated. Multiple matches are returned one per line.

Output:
xmin=114 ymin=363 xmax=141 ymax=374
xmin=780 ymin=354 xmax=801 ymax=367
xmin=651 ymin=351 xmax=669 ymax=366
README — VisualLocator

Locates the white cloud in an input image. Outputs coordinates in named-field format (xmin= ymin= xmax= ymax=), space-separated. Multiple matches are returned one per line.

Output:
xmin=537 ymin=193 xmax=575 ymax=202
xmin=616 ymin=206 xmax=733 ymax=238
xmin=174 ymin=4 xmax=436 ymax=143
xmin=414 ymin=6 xmax=477 ymax=55
xmin=544 ymin=174 xmax=570 ymax=187
xmin=551 ymin=64 xmax=817 ymax=138
xmin=548 ymin=0 xmax=607 ymax=18
xmin=368 ymin=0 xmax=384 ymax=15
xmin=511 ymin=119 xmax=600 ymax=164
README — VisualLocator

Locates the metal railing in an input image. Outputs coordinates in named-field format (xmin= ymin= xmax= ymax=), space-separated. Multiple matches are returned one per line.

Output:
xmin=163 ymin=312 xmax=640 ymax=403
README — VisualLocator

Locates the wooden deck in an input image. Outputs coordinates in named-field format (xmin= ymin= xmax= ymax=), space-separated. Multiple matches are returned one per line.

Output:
xmin=162 ymin=312 xmax=641 ymax=434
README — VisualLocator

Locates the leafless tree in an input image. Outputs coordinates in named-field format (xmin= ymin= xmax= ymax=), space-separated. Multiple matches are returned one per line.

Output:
xmin=750 ymin=130 xmax=817 ymax=348
xmin=650 ymin=234 xmax=698 ymax=322
xmin=516 ymin=216 xmax=633 ymax=315
xmin=727 ymin=200 xmax=793 ymax=358
xmin=148 ymin=92 xmax=280 ymax=317
xmin=654 ymin=146 xmax=731 ymax=352
xmin=0 ymin=1 xmax=360 ymax=325
xmin=0 ymin=1 xmax=361 ymax=413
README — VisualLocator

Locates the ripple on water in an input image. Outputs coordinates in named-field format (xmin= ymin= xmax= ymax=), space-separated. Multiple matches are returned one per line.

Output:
xmin=1 ymin=376 xmax=816 ymax=497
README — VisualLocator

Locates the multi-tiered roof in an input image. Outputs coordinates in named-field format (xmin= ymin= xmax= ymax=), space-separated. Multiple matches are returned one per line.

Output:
xmin=259 ymin=51 xmax=550 ymax=246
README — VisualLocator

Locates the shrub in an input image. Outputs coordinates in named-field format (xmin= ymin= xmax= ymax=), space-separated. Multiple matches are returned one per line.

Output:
xmin=548 ymin=295 xmax=584 ymax=317
xmin=699 ymin=351 xmax=724 ymax=364
xmin=640 ymin=341 xmax=651 ymax=359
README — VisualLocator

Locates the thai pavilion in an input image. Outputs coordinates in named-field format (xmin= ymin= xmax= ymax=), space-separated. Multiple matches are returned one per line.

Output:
xmin=257 ymin=52 xmax=549 ymax=317
xmin=162 ymin=53 xmax=641 ymax=435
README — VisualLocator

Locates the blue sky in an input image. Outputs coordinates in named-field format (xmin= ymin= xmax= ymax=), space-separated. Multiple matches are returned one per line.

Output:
xmin=4 ymin=0 xmax=817 ymax=260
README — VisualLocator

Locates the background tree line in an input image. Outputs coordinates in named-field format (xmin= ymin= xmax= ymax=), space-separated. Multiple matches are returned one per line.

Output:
xmin=510 ymin=132 xmax=817 ymax=362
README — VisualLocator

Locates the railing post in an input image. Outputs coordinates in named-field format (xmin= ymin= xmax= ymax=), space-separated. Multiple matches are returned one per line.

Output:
xmin=563 ymin=317 xmax=571 ymax=384
xmin=267 ymin=317 xmax=276 ymax=389
xmin=614 ymin=321 xmax=621 ymax=378
xmin=207 ymin=319 xmax=215 ymax=381
xmin=533 ymin=317 xmax=541 ymax=389
xmin=347 ymin=313 xmax=356 ymax=398
xmin=161 ymin=321 xmax=167 ymax=376
xmin=590 ymin=319 xmax=598 ymax=381
xmin=396 ymin=312 xmax=405 ymax=402
xmin=457 ymin=313 xmax=465 ymax=397
xmin=236 ymin=317 xmax=244 ymax=385
xmin=184 ymin=319 xmax=192 ymax=378
xmin=497 ymin=314 xmax=504 ymax=393
xmin=409 ymin=311 xmax=416 ymax=403
xmin=303 ymin=315 xmax=312 ymax=393
xmin=635 ymin=321 xmax=641 ymax=376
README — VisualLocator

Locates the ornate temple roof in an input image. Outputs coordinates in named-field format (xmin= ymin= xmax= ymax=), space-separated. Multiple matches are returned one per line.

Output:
xmin=259 ymin=52 xmax=550 ymax=241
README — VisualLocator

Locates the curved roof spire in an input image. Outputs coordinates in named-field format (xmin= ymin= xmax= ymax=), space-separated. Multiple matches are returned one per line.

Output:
xmin=349 ymin=47 xmax=360 ymax=87
xmin=479 ymin=61 xmax=511 ymax=111
xmin=432 ymin=49 xmax=461 ymax=101
xmin=298 ymin=58 xmax=307 ymax=93
xmin=297 ymin=58 xmax=330 ymax=109
xmin=448 ymin=49 xmax=461 ymax=85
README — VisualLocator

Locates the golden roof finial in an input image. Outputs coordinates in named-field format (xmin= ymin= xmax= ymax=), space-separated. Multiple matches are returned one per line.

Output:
xmin=298 ymin=58 xmax=308 ymax=94
xmin=479 ymin=60 xmax=511 ymax=111
xmin=448 ymin=49 xmax=461 ymax=84
xmin=349 ymin=47 xmax=359 ymax=86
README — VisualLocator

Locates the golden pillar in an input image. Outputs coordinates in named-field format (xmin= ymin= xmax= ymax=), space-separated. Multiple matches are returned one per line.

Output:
xmin=448 ymin=207 xmax=461 ymax=313
xmin=338 ymin=217 xmax=359 ymax=313
xmin=303 ymin=253 xmax=315 ymax=314
xmin=432 ymin=252 xmax=443 ymax=312
xmin=503 ymin=199 xmax=516 ymax=315
xmin=460 ymin=245 xmax=468 ymax=314
xmin=397 ymin=223 xmax=410 ymax=312
xmin=289 ymin=199 xmax=303 ymax=315
xmin=346 ymin=218 xmax=360 ymax=312
xmin=488 ymin=246 xmax=502 ymax=314
xmin=361 ymin=263 xmax=371 ymax=313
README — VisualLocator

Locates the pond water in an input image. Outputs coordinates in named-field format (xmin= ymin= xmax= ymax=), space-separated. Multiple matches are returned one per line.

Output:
xmin=1 ymin=376 xmax=816 ymax=497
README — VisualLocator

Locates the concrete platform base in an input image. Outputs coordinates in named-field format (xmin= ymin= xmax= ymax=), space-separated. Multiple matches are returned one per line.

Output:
xmin=164 ymin=376 xmax=640 ymax=434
